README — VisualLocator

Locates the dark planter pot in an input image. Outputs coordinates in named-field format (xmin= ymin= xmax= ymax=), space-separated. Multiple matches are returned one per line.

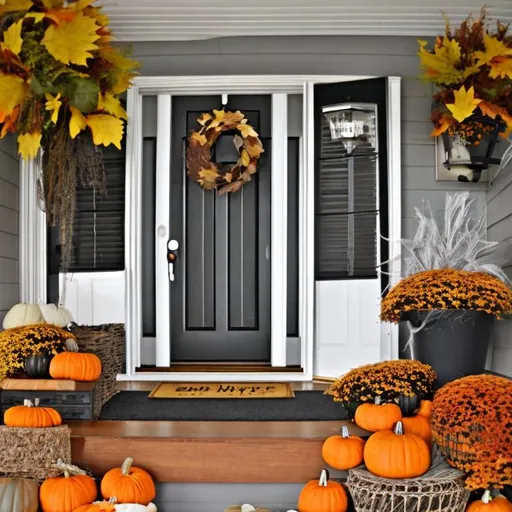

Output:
xmin=405 ymin=310 xmax=494 ymax=388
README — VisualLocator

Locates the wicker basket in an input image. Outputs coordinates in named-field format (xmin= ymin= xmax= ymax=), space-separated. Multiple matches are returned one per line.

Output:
xmin=347 ymin=447 xmax=470 ymax=512
xmin=73 ymin=324 xmax=125 ymax=419
xmin=0 ymin=425 xmax=71 ymax=480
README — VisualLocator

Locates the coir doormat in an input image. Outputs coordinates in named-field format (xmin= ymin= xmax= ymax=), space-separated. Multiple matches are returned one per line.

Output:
xmin=149 ymin=382 xmax=295 ymax=399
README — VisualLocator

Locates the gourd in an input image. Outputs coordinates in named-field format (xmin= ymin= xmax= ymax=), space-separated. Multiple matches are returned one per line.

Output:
xmin=2 ymin=304 xmax=45 ymax=330
xmin=39 ymin=304 xmax=74 ymax=328
xmin=73 ymin=500 xmax=158 ymax=512
xmin=417 ymin=400 xmax=433 ymax=418
xmin=24 ymin=352 xmax=54 ymax=378
xmin=467 ymin=491 xmax=512 ymax=511
xmin=40 ymin=460 xmax=97 ymax=512
xmin=363 ymin=421 xmax=431 ymax=479
xmin=50 ymin=340 xmax=101 ymax=382
xmin=297 ymin=469 xmax=348 ymax=512
xmin=0 ymin=477 xmax=39 ymax=512
xmin=3 ymin=399 xmax=62 ymax=428
xmin=354 ymin=396 xmax=402 ymax=432
xmin=321 ymin=425 xmax=365 ymax=470
xmin=101 ymin=458 xmax=156 ymax=505
xmin=401 ymin=414 xmax=432 ymax=444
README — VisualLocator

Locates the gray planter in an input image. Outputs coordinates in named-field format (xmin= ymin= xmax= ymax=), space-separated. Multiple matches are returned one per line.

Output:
xmin=405 ymin=310 xmax=495 ymax=388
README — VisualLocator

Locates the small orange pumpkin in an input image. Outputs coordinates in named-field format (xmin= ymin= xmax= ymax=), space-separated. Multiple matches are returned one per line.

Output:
xmin=363 ymin=421 xmax=431 ymax=479
xmin=297 ymin=469 xmax=347 ymax=512
xmin=402 ymin=414 xmax=432 ymax=444
xmin=417 ymin=400 xmax=433 ymax=418
xmin=467 ymin=491 xmax=512 ymax=512
xmin=40 ymin=460 xmax=97 ymax=512
xmin=73 ymin=502 xmax=116 ymax=512
xmin=354 ymin=396 xmax=402 ymax=432
xmin=50 ymin=340 xmax=101 ymax=382
xmin=322 ymin=425 xmax=365 ymax=470
xmin=101 ymin=458 xmax=155 ymax=505
xmin=4 ymin=399 xmax=62 ymax=428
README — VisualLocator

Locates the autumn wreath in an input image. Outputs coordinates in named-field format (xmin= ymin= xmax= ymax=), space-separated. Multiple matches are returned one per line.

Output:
xmin=186 ymin=109 xmax=264 ymax=194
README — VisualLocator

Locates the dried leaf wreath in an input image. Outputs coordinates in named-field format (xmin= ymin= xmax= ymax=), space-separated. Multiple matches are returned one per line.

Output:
xmin=186 ymin=109 xmax=264 ymax=194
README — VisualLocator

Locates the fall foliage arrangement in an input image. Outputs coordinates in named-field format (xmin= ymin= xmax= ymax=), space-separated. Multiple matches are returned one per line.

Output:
xmin=187 ymin=109 xmax=264 ymax=194
xmin=0 ymin=0 xmax=138 ymax=269
xmin=431 ymin=374 xmax=512 ymax=490
xmin=418 ymin=11 xmax=512 ymax=143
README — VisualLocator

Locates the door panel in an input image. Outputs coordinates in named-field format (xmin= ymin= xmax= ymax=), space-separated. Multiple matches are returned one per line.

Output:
xmin=170 ymin=95 xmax=272 ymax=362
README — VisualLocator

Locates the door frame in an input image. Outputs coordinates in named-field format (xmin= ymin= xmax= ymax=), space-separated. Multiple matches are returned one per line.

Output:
xmin=120 ymin=74 xmax=401 ymax=382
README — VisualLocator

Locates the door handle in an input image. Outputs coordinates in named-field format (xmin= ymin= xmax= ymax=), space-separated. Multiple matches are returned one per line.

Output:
xmin=168 ymin=240 xmax=179 ymax=282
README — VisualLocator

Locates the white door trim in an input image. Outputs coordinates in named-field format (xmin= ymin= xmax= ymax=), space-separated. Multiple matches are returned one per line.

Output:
xmin=122 ymin=74 xmax=401 ymax=381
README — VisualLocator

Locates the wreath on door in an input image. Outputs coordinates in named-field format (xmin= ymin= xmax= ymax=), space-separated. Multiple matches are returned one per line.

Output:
xmin=186 ymin=109 xmax=264 ymax=194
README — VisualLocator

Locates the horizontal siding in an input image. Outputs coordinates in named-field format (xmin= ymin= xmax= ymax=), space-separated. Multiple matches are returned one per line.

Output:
xmin=0 ymin=135 xmax=19 ymax=325
xmin=487 ymin=159 xmax=512 ymax=378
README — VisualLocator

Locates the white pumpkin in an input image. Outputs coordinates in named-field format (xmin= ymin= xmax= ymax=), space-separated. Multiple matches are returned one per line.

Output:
xmin=38 ymin=304 xmax=74 ymax=327
xmin=0 ymin=477 xmax=39 ymax=512
xmin=2 ymin=304 xmax=45 ymax=330
xmin=114 ymin=504 xmax=157 ymax=512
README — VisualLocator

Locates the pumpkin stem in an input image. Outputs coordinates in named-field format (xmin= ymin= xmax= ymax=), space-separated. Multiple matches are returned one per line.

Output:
xmin=23 ymin=399 xmax=33 ymax=407
xmin=341 ymin=426 xmax=350 ymax=438
xmin=374 ymin=396 xmax=381 ymax=405
xmin=121 ymin=457 xmax=134 ymax=476
xmin=108 ymin=497 xmax=118 ymax=505
xmin=34 ymin=398 xmax=40 ymax=407
xmin=482 ymin=490 xmax=492 ymax=504
xmin=319 ymin=469 xmax=329 ymax=487
xmin=52 ymin=458 xmax=86 ymax=477
xmin=394 ymin=421 xmax=404 ymax=435
xmin=65 ymin=338 xmax=79 ymax=352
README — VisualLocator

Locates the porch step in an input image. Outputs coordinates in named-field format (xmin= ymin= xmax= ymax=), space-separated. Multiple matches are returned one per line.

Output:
xmin=69 ymin=420 xmax=368 ymax=483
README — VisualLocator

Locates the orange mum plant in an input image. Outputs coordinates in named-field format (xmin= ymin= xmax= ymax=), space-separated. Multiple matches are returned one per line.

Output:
xmin=431 ymin=374 xmax=512 ymax=490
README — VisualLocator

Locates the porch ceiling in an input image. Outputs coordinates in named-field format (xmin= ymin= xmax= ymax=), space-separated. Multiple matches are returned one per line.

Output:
xmin=102 ymin=0 xmax=512 ymax=42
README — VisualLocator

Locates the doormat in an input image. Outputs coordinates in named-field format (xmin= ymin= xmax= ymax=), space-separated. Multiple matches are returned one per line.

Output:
xmin=149 ymin=382 xmax=295 ymax=399
xmin=99 ymin=391 xmax=348 ymax=421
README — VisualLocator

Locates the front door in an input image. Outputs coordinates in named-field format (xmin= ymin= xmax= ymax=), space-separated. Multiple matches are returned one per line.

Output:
xmin=169 ymin=95 xmax=272 ymax=361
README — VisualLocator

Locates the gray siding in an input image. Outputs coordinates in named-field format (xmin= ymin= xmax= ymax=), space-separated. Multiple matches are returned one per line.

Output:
xmin=0 ymin=135 xmax=19 ymax=327
xmin=487 ymin=159 xmax=512 ymax=378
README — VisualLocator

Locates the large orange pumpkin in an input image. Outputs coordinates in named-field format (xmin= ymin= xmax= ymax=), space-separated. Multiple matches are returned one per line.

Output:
xmin=354 ymin=396 xmax=402 ymax=432
xmin=101 ymin=458 xmax=155 ymax=505
xmin=50 ymin=340 xmax=101 ymax=382
xmin=401 ymin=415 xmax=432 ymax=444
xmin=363 ymin=421 xmax=431 ymax=479
xmin=40 ymin=461 xmax=97 ymax=512
xmin=297 ymin=469 xmax=347 ymax=512
xmin=467 ymin=491 xmax=512 ymax=512
xmin=417 ymin=400 xmax=433 ymax=419
xmin=4 ymin=398 xmax=62 ymax=428
xmin=322 ymin=425 xmax=365 ymax=470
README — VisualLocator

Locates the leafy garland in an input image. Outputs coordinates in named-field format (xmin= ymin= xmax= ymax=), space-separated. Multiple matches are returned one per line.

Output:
xmin=0 ymin=0 xmax=139 ymax=269
xmin=418 ymin=10 xmax=512 ymax=144
xmin=186 ymin=109 xmax=264 ymax=195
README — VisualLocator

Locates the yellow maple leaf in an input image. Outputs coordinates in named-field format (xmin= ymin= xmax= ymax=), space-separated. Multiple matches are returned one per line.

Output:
xmin=190 ymin=132 xmax=207 ymax=146
xmin=237 ymin=123 xmax=259 ymax=138
xmin=18 ymin=131 xmax=42 ymax=160
xmin=0 ymin=73 xmax=27 ymax=123
xmin=446 ymin=86 xmax=482 ymax=123
xmin=198 ymin=167 xmax=219 ymax=190
xmin=98 ymin=46 xmax=139 ymax=95
xmin=475 ymin=34 xmax=512 ymax=67
xmin=240 ymin=149 xmax=250 ymax=167
xmin=97 ymin=92 xmax=127 ymax=120
xmin=69 ymin=106 xmax=87 ymax=139
xmin=1 ymin=19 xmax=23 ymax=55
xmin=0 ymin=0 xmax=32 ymax=15
xmin=488 ymin=56 xmax=512 ymax=80
xmin=45 ymin=93 xmax=62 ymax=124
xmin=86 ymin=113 xmax=124 ymax=150
xmin=24 ymin=12 xmax=46 ymax=23
xmin=197 ymin=113 xmax=212 ymax=126
xmin=42 ymin=12 xmax=100 ymax=66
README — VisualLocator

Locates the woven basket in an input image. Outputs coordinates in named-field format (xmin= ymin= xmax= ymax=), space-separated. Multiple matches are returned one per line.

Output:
xmin=0 ymin=425 xmax=71 ymax=480
xmin=347 ymin=446 xmax=470 ymax=512
xmin=73 ymin=324 xmax=125 ymax=419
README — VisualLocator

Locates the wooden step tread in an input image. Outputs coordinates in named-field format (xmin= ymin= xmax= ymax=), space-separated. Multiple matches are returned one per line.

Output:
xmin=1 ymin=379 xmax=95 ymax=391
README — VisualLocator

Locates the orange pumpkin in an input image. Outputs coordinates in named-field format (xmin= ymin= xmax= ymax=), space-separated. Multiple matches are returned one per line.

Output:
xmin=322 ymin=425 xmax=365 ymax=470
xmin=417 ymin=400 xmax=433 ymax=418
xmin=363 ymin=421 xmax=431 ymax=479
xmin=101 ymin=458 xmax=155 ymax=505
xmin=298 ymin=469 xmax=347 ymax=512
xmin=467 ymin=491 xmax=512 ymax=512
xmin=50 ymin=340 xmax=101 ymax=382
xmin=73 ymin=502 xmax=116 ymax=512
xmin=354 ymin=396 xmax=402 ymax=432
xmin=402 ymin=414 xmax=432 ymax=444
xmin=4 ymin=398 xmax=62 ymax=428
xmin=40 ymin=461 xmax=97 ymax=512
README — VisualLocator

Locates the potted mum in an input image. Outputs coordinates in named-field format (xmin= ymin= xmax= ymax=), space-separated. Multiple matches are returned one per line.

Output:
xmin=381 ymin=192 xmax=512 ymax=387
